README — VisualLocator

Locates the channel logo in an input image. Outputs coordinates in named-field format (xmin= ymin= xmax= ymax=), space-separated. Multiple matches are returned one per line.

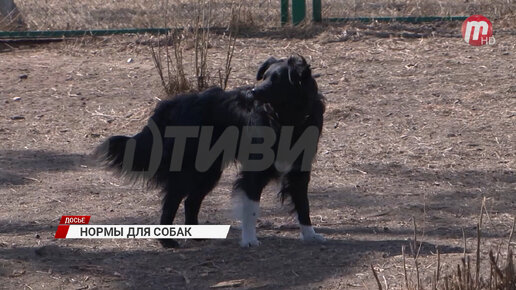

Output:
xmin=462 ymin=15 xmax=495 ymax=46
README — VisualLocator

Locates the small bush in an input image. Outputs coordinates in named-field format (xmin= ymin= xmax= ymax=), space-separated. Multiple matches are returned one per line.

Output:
xmin=150 ymin=0 xmax=241 ymax=97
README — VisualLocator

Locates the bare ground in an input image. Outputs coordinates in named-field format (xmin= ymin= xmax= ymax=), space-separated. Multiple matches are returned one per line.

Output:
xmin=0 ymin=25 xmax=515 ymax=289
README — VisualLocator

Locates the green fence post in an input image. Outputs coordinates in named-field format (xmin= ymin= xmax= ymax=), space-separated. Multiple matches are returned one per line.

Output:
xmin=292 ymin=0 xmax=306 ymax=25
xmin=313 ymin=0 xmax=321 ymax=22
xmin=281 ymin=0 xmax=289 ymax=25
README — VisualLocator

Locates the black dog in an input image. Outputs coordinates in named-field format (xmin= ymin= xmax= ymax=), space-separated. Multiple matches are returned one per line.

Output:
xmin=95 ymin=55 xmax=325 ymax=247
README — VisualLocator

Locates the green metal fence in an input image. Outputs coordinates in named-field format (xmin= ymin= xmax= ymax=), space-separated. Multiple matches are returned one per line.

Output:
xmin=0 ymin=28 xmax=170 ymax=39
xmin=0 ymin=0 xmax=279 ymax=39
xmin=0 ymin=0 xmax=498 ymax=39
xmin=281 ymin=0 xmax=468 ymax=25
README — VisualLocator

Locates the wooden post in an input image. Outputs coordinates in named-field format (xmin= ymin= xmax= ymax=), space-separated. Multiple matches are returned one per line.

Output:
xmin=0 ymin=0 xmax=25 ymax=29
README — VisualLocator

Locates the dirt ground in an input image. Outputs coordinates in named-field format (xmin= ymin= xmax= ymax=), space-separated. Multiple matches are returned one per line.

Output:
xmin=1 ymin=23 xmax=515 ymax=289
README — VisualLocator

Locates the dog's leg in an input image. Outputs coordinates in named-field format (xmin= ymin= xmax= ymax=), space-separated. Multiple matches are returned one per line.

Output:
xmin=184 ymin=195 xmax=204 ymax=226
xmin=238 ymin=193 xmax=260 ymax=247
xmin=184 ymin=171 xmax=222 ymax=225
xmin=282 ymin=171 xmax=325 ymax=243
xmin=159 ymin=184 xmax=186 ymax=248
xmin=234 ymin=172 xmax=272 ymax=247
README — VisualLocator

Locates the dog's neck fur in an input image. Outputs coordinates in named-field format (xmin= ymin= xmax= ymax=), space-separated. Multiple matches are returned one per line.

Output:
xmin=271 ymin=91 xmax=318 ymax=126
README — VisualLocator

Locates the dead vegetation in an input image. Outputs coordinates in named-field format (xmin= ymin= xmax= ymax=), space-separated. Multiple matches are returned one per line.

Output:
xmin=1 ymin=30 xmax=514 ymax=289
xmin=0 ymin=0 xmax=25 ymax=30
xmin=371 ymin=199 xmax=516 ymax=290
xmin=323 ymin=0 xmax=516 ymax=19
xmin=8 ymin=0 xmax=516 ymax=31
xmin=149 ymin=0 xmax=241 ymax=96
xmin=12 ymin=0 xmax=278 ymax=31
xmin=1 ymin=1 xmax=515 ymax=289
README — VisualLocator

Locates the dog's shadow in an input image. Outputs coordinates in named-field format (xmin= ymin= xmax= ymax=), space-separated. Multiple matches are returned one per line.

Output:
xmin=0 ymin=216 xmax=463 ymax=289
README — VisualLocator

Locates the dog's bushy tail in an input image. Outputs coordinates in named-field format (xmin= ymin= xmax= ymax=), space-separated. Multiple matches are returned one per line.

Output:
xmin=94 ymin=135 xmax=130 ymax=170
xmin=93 ymin=126 xmax=160 ymax=185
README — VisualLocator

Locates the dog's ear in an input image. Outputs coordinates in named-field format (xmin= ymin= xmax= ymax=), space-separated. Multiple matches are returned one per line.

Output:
xmin=257 ymin=57 xmax=278 ymax=80
xmin=287 ymin=55 xmax=311 ymax=85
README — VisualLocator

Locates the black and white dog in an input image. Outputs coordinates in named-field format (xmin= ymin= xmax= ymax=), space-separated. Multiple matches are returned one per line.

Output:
xmin=95 ymin=55 xmax=326 ymax=247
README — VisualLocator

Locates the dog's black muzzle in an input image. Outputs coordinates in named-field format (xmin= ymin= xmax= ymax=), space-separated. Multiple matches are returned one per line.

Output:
xmin=249 ymin=86 xmax=270 ymax=102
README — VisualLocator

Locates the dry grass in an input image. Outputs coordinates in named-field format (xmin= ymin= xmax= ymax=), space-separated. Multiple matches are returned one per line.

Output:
xmin=8 ymin=0 xmax=516 ymax=32
xmin=378 ymin=200 xmax=516 ymax=290
xmin=1 ymin=26 xmax=514 ymax=288
xmin=149 ymin=0 xmax=241 ymax=96
xmin=0 ymin=0 xmax=25 ymax=30
xmin=151 ymin=31 xmax=192 ymax=96
xmin=324 ymin=0 xmax=516 ymax=19
xmin=13 ymin=0 xmax=279 ymax=30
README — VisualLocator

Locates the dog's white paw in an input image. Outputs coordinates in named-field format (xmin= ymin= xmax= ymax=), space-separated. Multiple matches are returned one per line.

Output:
xmin=299 ymin=225 xmax=325 ymax=243
xmin=301 ymin=233 xmax=326 ymax=243
xmin=240 ymin=238 xmax=261 ymax=248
